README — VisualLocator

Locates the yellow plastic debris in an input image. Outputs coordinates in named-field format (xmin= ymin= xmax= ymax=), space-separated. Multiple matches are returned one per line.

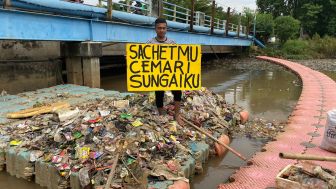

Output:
xmin=132 ymin=119 xmax=143 ymax=127
xmin=78 ymin=147 xmax=90 ymax=160
xmin=169 ymin=121 xmax=178 ymax=132
xmin=7 ymin=102 xmax=70 ymax=119
xmin=10 ymin=140 xmax=22 ymax=146
xmin=170 ymin=135 xmax=177 ymax=142
xmin=31 ymin=126 xmax=40 ymax=131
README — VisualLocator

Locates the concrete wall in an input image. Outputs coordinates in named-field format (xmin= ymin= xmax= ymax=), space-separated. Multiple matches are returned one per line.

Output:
xmin=0 ymin=40 xmax=60 ymax=60
xmin=0 ymin=40 xmax=62 ymax=94
xmin=0 ymin=60 xmax=63 ymax=94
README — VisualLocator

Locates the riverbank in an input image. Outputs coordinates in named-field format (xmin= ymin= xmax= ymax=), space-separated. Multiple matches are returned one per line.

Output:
xmin=204 ymin=57 xmax=336 ymax=72
xmin=293 ymin=59 xmax=336 ymax=71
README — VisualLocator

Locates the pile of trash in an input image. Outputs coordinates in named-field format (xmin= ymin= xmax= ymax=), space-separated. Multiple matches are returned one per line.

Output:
xmin=231 ymin=117 xmax=286 ymax=141
xmin=278 ymin=162 xmax=336 ymax=188
xmin=0 ymin=88 xmax=243 ymax=188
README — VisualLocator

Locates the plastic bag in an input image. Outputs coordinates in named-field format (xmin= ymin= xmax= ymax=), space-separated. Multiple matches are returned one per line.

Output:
xmin=320 ymin=109 xmax=336 ymax=152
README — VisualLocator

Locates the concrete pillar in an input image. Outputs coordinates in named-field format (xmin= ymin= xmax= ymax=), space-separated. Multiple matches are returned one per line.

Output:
xmin=83 ymin=57 xmax=100 ymax=88
xmin=66 ymin=57 xmax=83 ymax=85
xmin=63 ymin=42 xmax=102 ymax=88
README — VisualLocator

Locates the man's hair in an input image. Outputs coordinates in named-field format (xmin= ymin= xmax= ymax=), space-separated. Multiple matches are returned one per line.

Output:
xmin=155 ymin=18 xmax=167 ymax=26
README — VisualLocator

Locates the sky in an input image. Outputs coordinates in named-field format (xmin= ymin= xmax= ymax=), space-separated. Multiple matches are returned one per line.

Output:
xmin=84 ymin=0 xmax=257 ymax=12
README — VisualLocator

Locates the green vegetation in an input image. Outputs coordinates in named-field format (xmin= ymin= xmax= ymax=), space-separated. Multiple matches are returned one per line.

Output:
xmin=255 ymin=36 xmax=336 ymax=59
xmin=274 ymin=16 xmax=300 ymax=43
xmin=255 ymin=1 xmax=336 ymax=59
xmin=255 ymin=14 xmax=273 ymax=43
xmin=256 ymin=0 xmax=336 ymax=36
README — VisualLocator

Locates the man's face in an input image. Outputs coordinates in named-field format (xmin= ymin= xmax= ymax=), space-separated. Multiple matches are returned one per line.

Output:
xmin=155 ymin=23 xmax=167 ymax=38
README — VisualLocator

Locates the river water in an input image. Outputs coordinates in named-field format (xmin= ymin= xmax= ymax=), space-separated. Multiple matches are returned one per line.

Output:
xmin=2 ymin=59 xmax=335 ymax=189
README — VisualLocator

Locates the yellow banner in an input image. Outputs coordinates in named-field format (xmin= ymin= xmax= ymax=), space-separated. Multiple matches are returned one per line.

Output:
xmin=126 ymin=44 xmax=201 ymax=91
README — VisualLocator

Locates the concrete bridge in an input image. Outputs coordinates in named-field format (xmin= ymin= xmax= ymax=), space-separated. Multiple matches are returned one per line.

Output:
xmin=0 ymin=0 xmax=262 ymax=92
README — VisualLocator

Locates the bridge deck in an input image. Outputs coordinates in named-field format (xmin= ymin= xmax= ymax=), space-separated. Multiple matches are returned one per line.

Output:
xmin=0 ymin=8 xmax=252 ymax=46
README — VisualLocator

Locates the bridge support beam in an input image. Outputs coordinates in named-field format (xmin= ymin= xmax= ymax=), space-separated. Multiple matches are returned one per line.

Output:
xmin=63 ymin=42 xmax=102 ymax=88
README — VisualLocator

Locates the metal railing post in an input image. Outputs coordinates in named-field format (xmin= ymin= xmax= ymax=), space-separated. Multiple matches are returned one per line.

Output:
xmin=147 ymin=0 xmax=152 ymax=16
xmin=210 ymin=0 xmax=215 ymax=34
xmin=150 ymin=0 xmax=159 ymax=18
xmin=159 ymin=0 xmax=163 ymax=17
xmin=195 ymin=11 xmax=199 ymax=25
xmin=126 ymin=0 xmax=131 ymax=13
xmin=3 ymin=0 xmax=11 ymax=8
xmin=189 ymin=0 xmax=195 ymax=32
xmin=197 ymin=12 xmax=205 ymax=26
xmin=185 ymin=9 xmax=189 ymax=24
xmin=253 ymin=13 xmax=257 ymax=39
xmin=237 ymin=13 xmax=241 ymax=37
xmin=173 ymin=4 xmax=177 ymax=21
xmin=107 ymin=0 xmax=113 ymax=20
xmin=225 ymin=7 xmax=231 ymax=36
xmin=246 ymin=16 xmax=250 ymax=38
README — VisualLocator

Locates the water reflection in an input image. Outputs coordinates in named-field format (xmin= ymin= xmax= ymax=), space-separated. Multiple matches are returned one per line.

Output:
xmin=199 ymin=66 xmax=300 ymax=121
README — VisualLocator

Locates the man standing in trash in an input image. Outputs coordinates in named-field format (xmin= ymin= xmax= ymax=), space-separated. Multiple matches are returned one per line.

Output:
xmin=147 ymin=18 xmax=184 ymax=126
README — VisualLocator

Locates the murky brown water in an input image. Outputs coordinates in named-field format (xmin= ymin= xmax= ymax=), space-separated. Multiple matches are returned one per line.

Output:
xmin=190 ymin=66 xmax=301 ymax=189
xmin=0 ymin=171 xmax=45 ymax=189
xmin=1 ymin=59 xmax=324 ymax=189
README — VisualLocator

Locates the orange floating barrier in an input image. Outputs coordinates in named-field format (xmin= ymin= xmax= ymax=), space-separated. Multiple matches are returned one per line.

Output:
xmin=215 ymin=134 xmax=230 ymax=156
xmin=168 ymin=180 xmax=190 ymax=189
xmin=239 ymin=110 xmax=249 ymax=124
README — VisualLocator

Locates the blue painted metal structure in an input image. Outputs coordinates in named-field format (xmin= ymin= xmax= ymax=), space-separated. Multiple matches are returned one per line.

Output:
xmin=0 ymin=0 xmax=106 ymax=18
xmin=0 ymin=0 xmax=248 ymax=37
xmin=0 ymin=0 xmax=265 ymax=47
xmin=0 ymin=8 xmax=252 ymax=46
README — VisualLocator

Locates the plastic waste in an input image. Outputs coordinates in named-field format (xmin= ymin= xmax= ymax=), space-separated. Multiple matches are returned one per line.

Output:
xmin=320 ymin=109 xmax=336 ymax=152
xmin=56 ymin=107 xmax=80 ymax=122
